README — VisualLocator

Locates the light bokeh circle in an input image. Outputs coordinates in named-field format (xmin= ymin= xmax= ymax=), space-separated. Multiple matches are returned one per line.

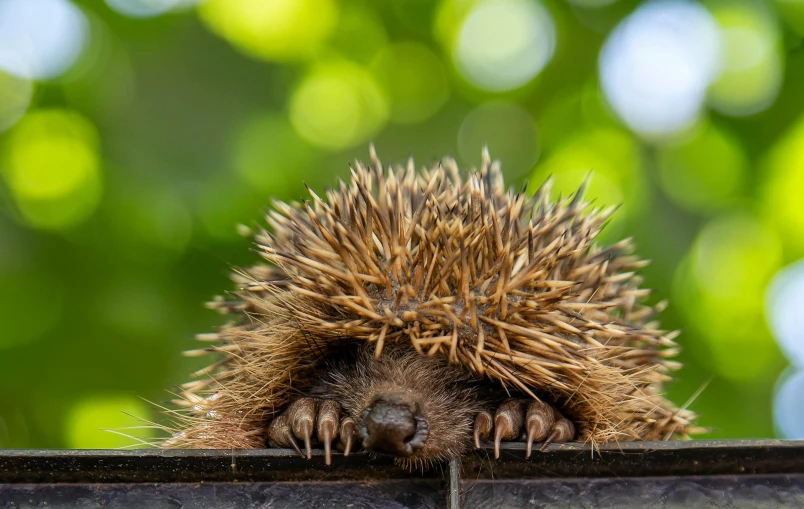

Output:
xmin=289 ymin=61 xmax=388 ymax=150
xmin=105 ymin=0 xmax=183 ymax=18
xmin=198 ymin=0 xmax=338 ymax=62
xmin=599 ymin=0 xmax=721 ymax=138
xmin=766 ymin=260 xmax=804 ymax=369
xmin=1 ymin=109 xmax=104 ymax=230
xmin=65 ymin=395 xmax=152 ymax=448
xmin=707 ymin=1 xmax=782 ymax=117
xmin=761 ymin=114 xmax=804 ymax=256
xmin=673 ymin=212 xmax=783 ymax=383
xmin=657 ymin=122 xmax=748 ymax=213
xmin=774 ymin=369 xmax=804 ymax=439
xmin=0 ymin=0 xmax=88 ymax=80
xmin=453 ymin=0 xmax=556 ymax=92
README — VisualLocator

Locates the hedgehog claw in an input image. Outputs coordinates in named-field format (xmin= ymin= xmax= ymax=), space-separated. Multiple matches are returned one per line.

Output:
xmin=301 ymin=420 xmax=313 ymax=459
xmin=478 ymin=398 xmax=575 ymax=458
xmin=320 ymin=422 xmax=334 ymax=465
xmin=525 ymin=400 xmax=555 ymax=458
xmin=535 ymin=406 xmax=574 ymax=453
xmin=493 ymin=426 xmax=503 ymax=459
xmin=269 ymin=398 xmax=351 ymax=463
xmin=287 ymin=431 xmax=304 ymax=458
xmin=474 ymin=410 xmax=493 ymax=449
xmin=340 ymin=417 xmax=356 ymax=456
xmin=538 ymin=413 xmax=575 ymax=452
xmin=493 ymin=399 xmax=524 ymax=459
xmin=287 ymin=398 xmax=317 ymax=460
xmin=539 ymin=430 xmax=559 ymax=452
xmin=317 ymin=400 xmax=340 ymax=466
xmin=267 ymin=413 xmax=302 ymax=455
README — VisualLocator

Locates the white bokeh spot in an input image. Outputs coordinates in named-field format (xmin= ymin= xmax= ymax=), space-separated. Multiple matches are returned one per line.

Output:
xmin=599 ymin=0 xmax=721 ymax=137
xmin=0 ymin=0 xmax=88 ymax=80
xmin=454 ymin=0 xmax=556 ymax=92
xmin=774 ymin=369 xmax=804 ymax=439
xmin=105 ymin=0 xmax=197 ymax=18
xmin=767 ymin=259 xmax=804 ymax=369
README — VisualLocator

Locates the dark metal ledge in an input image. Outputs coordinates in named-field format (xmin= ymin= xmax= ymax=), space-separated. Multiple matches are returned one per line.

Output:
xmin=2 ymin=440 xmax=804 ymax=508
xmin=2 ymin=440 xmax=803 ymax=483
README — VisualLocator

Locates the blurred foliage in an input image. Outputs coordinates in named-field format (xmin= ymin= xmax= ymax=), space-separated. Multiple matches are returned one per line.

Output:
xmin=1 ymin=0 xmax=803 ymax=448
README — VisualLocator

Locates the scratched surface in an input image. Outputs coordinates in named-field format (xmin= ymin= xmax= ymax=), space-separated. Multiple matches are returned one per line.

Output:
xmin=1 ymin=441 xmax=803 ymax=508
xmin=2 ymin=476 xmax=804 ymax=508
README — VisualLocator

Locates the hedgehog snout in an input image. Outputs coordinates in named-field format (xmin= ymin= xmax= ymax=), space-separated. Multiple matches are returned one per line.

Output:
xmin=359 ymin=397 xmax=429 ymax=457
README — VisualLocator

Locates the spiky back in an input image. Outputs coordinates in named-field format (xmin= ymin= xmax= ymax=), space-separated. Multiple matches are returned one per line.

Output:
xmin=174 ymin=148 xmax=696 ymax=447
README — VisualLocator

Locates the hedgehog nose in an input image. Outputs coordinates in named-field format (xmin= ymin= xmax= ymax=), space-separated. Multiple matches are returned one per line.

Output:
xmin=362 ymin=400 xmax=429 ymax=457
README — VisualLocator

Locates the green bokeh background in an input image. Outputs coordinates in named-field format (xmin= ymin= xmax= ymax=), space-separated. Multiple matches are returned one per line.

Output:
xmin=1 ymin=0 xmax=803 ymax=449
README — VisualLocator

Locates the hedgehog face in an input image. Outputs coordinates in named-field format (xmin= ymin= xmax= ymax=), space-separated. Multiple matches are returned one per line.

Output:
xmin=315 ymin=342 xmax=491 ymax=465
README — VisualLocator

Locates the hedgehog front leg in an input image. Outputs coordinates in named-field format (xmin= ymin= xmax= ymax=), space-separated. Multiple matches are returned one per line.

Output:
xmin=266 ymin=398 xmax=357 ymax=465
xmin=474 ymin=398 xmax=575 ymax=459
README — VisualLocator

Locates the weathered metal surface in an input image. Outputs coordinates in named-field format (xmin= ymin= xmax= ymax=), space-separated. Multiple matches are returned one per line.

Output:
xmin=3 ymin=475 xmax=804 ymax=509
xmin=463 ymin=439 xmax=804 ymax=479
xmin=460 ymin=475 xmax=804 ymax=508
xmin=2 ymin=440 xmax=802 ymax=483
xmin=1 ymin=440 xmax=803 ymax=508
xmin=0 ymin=447 xmax=420 ymax=484
xmin=1 ymin=481 xmax=445 ymax=509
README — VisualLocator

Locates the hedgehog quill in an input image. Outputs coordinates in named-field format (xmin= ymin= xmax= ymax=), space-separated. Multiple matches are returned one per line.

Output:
xmin=164 ymin=147 xmax=701 ymax=468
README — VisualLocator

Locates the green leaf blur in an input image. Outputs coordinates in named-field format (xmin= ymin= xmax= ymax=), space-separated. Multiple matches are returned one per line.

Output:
xmin=1 ymin=0 xmax=803 ymax=448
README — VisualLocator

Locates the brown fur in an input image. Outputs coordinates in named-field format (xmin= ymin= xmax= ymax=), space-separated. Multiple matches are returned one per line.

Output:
xmin=314 ymin=342 xmax=495 ymax=467
xmin=162 ymin=147 xmax=700 ymax=461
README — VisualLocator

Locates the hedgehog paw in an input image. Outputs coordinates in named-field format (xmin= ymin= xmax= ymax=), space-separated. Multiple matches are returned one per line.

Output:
xmin=267 ymin=398 xmax=356 ymax=465
xmin=473 ymin=398 xmax=575 ymax=459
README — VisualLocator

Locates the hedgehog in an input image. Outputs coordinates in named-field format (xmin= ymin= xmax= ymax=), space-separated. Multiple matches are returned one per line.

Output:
xmin=163 ymin=147 xmax=700 ymax=468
